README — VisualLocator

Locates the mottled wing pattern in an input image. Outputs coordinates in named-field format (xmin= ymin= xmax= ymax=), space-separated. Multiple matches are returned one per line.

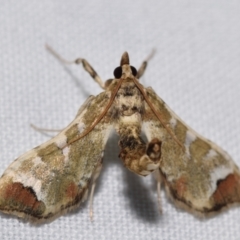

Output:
xmin=143 ymin=87 xmax=240 ymax=214
xmin=0 ymin=91 xmax=113 ymax=220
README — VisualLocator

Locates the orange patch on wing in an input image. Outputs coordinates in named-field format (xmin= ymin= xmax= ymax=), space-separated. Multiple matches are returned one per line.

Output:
xmin=212 ymin=173 xmax=240 ymax=206
xmin=66 ymin=182 xmax=78 ymax=199
xmin=175 ymin=176 xmax=187 ymax=198
xmin=2 ymin=182 xmax=45 ymax=216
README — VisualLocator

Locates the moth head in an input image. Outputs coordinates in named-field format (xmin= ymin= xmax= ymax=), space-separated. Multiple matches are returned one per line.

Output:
xmin=113 ymin=52 xmax=137 ymax=79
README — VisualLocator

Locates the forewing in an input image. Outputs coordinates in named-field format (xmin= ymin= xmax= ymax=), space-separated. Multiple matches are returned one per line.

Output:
xmin=0 ymin=91 xmax=113 ymax=221
xmin=143 ymin=87 xmax=240 ymax=214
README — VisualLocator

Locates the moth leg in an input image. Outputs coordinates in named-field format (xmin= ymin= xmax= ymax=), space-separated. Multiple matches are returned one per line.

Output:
xmin=136 ymin=49 xmax=156 ymax=79
xmin=153 ymin=169 xmax=163 ymax=213
xmin=118 ymin=125 xmax=162 ymax=176
xmin=89 ymin=183 xmax=96 ymax=221
xmin=89 ymin=159 xmax=103 ymax=221
xmin=30 ymin=123 xmax=63 ymax=133
xmin=45 ymin=44 xmax=105 ymax=89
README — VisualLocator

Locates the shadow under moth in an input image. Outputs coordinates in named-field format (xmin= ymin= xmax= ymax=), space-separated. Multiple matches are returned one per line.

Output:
xmin=0 ymin=47 xmax=239 ymax=222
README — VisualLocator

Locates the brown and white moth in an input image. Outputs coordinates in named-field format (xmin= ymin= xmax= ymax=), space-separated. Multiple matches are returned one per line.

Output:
xmin=0 ymin=47 xmax=240 ymax=222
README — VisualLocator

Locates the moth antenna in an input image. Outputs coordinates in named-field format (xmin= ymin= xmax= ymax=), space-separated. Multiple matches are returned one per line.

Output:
xmin=137 ymin=49 xmax=156 ymax=79
xmin=45 ymin=44 xmax=74 ymax=64
xmin=145 ymin=48 xmax=156 ymax=62
xmin=30 ymin=123 xmax=62 ymax=133
xmin=45 ymin=44 xmax=105 ymax=89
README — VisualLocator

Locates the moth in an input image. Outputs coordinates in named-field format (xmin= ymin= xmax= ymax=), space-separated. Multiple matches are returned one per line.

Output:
xmin=0 ymin=46 xmax=240 ymax=222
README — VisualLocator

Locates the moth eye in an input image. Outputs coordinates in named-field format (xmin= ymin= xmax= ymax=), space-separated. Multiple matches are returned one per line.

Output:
xmin=113 ymin=66 xmax=122 ymax=78
xmin=130 ymin=66 xmax=137 ymax=77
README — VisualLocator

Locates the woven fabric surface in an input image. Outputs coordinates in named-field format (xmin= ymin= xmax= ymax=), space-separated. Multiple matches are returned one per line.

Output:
xmin=0 ymin=1 xmax=240 ymax=239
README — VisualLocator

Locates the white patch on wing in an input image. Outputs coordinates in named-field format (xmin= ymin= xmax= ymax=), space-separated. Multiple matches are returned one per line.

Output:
xmin=184 ymin=130 xmax=197 ymax=158
xmin=32 ymin=180 xmax=47 ymax=201
xmin=62 ymin=146 xmax=70 ymax=163
xmin=55 ymin=135 xmax=67 ymax=148
xmin=32 ymin=156 xmax=45 ymax=166
xmin=78 ymin=122 xmax=85 ymax=133
xmin=206 ymin=144 xmax=235 ymax=168
xmin=142 ymin=122 xmax=152 ymax=140
xmin=204 ymin=149 xmax=218 ymax=160
xmin=169 ymin=117 xmax=177 ymax=129
xmin=79 ymin=179 xmax=88 ymax=188
xmin=208 ymin=166 xmax=233 ymax=197
xmin=142 ymin=121 xmax=165 ymax=142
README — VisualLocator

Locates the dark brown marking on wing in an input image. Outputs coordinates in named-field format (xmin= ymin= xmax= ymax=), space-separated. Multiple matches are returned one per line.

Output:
xmin=0 ymin=182 xmax=46 ymax=217
xmin=211 ymin=173 xmax=240 ymax=211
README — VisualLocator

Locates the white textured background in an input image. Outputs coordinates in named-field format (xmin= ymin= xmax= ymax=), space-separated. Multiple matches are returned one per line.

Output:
xmin=1 ymin=1 xmax=240 ymax=239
